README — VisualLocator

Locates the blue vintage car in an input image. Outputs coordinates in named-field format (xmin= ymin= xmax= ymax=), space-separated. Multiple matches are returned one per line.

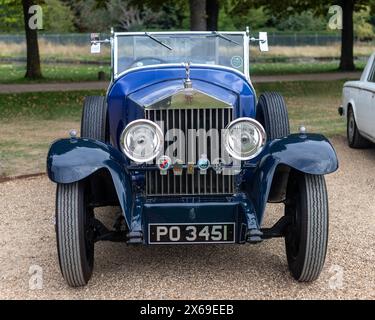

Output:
xmin=47 ymin=30 xmax=338 ymax=287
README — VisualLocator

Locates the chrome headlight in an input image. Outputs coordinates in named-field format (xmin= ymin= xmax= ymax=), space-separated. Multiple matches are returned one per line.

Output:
xmin=120 ymin=119 xmax=163 ymax=163
xmin=224 ymin=118 xmax=266 ymax=160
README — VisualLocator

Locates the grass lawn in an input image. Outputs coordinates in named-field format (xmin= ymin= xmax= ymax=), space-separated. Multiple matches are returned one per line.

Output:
xmin=251 ymin=61 xmax=365 ymax=75
xmin=0 ymin=90 xmax=104 ymax=177
xmin=0 ymin=90 xmax=104 ymax=120
xmin=255 ymin=80 xmax=345 ymax=137
xmin=0 ymin=80 xmax=344 ymax=177
xmin=0 ymin=60 xmax=365 ymax=84
xmin=0 ymin=64 xmax=110 ymax=84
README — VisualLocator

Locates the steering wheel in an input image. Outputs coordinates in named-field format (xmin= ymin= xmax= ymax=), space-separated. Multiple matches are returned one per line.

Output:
xmin=128 ymin=57 xmax=167 ymax=68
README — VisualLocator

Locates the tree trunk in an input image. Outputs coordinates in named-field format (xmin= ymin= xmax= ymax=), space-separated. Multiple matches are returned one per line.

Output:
xmin=189 ymin=0 xmax=206 ymax=31
xmin=22 ymin=0 xmax=42 ymax=79
xmin=339 ymin=0 xmax=355 ymax=71
xmin=206 ymin=0 xmax=219 ymax=31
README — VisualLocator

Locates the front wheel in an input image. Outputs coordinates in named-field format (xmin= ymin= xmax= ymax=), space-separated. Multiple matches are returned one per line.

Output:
xmin=284 ymin=172 xmax=328 ymax=282
xmin=56 ymin=181 xmax=95 ymax=287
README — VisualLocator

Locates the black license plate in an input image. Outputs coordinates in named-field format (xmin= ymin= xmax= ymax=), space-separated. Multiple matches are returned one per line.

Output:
xmin=148 ymin=223 xmax=235 ymax=244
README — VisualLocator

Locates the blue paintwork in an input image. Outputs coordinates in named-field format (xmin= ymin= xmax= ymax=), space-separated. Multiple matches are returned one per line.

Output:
xmin=128 ymin=79 xmax=238 ymax=107
xmin=47 ymin=138 xmax=133 ymax=227
xmin=107 ymin=65 xmax=256 ymax=150
xmin=243 ymin=133 xmax=338 ymax=224
xmin=46 ymin=64 xmax=339 ymax=244
xmin=47 ymin=132 xmax=338 ymax=242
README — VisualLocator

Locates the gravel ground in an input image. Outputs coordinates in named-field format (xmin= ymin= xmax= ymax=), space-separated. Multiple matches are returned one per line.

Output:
xmin=0 ymin=136 xmax=374 ymax=300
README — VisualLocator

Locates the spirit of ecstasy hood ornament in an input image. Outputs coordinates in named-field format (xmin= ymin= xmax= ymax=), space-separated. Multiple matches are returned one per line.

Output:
xmin=184 ymin=62 xmax=193 ymax=104
xmin=184 ymin=62 xmax=192 ymax=89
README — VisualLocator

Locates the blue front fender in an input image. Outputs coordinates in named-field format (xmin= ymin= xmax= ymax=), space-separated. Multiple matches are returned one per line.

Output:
xmin=47 ymin=138 xmax=133 ymax=227
xmin=47 ymin=134 xmax=338 ymax=231
xmin=247 ymin=133 xmax=338 ymax=224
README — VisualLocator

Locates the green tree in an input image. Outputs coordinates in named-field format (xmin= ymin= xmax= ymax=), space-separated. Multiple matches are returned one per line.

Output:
xmin=222 ymin=2 xmax=267 ymax=31
xmin=207 ymin=0 xmax=219 ymax=30
xmin=275 ymin=10 xmax=326 ymax=31
xmin=68 ymin=0 xmax=187 ymax=32
xmin=22 ymin=0 xmax=42 ymax=79
xmin=154 ymin=1 xmax=186 ymax=30
xmin=189 ymin=0 xmax=206 ymax=30
xmin=128 ymin=0 xmax=208 ymax=31
xmin=0 ymin=0 xmax=23 ymax=32
xmin=69 ymin=0 xmax=110 ymax=32
xmin=370 ymin=1 xmax=375 ymax=27
xmin=354 ymin=6 xmax=374 ymax=40
xmin=43 ymin=0 xmax=75 ymax=32
xmin=232 ymin=0 xmax=370 ymax=71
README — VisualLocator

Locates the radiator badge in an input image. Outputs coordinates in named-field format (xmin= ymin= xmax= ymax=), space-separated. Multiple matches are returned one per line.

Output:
xmin=187 ymin=162 xmax=194 ymax=175
xmin=197 ymin=154 xmax=210 ymax=175
xmin=212 ymin=158 xmax=224 ymax=174
xmin=173 ymin=159 xmax=183 ymax=176
xmin=157 ymin=155 xmax=172 ymax=175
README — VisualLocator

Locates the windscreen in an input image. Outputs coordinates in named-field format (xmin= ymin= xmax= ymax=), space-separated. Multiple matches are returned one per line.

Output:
xmin=116 ymin=33 xmax=245 ymax=76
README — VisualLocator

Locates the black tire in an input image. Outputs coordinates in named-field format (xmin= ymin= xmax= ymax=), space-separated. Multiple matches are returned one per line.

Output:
xmin=81 ymin=96 xmax=108 ymax=142
xmin=56 ymin=181 xmax=95 ymax=287
xmin=256 ymin=92 xmax=290 ymax=140
xmin=347 ymin=107 xmax=370 ymax=148
xmin=284 ymin=172 xmax=328 ymax=282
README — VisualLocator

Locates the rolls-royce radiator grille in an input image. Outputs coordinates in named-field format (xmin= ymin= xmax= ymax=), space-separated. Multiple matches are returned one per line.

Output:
xmin=145 ymin=108 xmax=234 ymax=196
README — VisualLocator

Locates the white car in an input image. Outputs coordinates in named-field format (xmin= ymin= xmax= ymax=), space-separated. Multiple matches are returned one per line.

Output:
xmin=340 ymin=53 xmax=375 ymax=148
